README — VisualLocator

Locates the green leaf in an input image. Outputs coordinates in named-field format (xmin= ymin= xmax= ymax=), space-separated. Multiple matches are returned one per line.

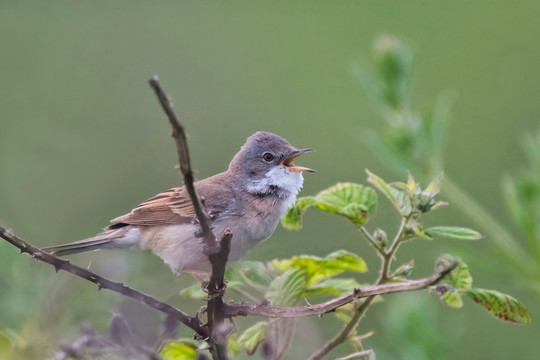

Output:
xmin=274 ymin=250 xmax=367 ymax=285
xmin=426 ymin=226 xmax=483 ymax=240
xmin=366 ymin=169 xmax=396 ymax=204
xmin=441 ymin=287 xmax=464 ymax=308
xmin=304 ymin=278 xmax=361 ymax=297
xmin=448 ymin=261 xmax=472 ymax=291
xmin=425 ymin=172 xmax=444 ymax=195
xmin=281 ymin=196 xmax=318 ymax=230
xmin=228 ymin=335 xmax=241 ymax=358
xmin=160 ymin=341 xmax=198 ymax=360
xmin=314 ymin=183 xmax=377 ymax=225
xmin=238 ymin=322 xmax=268 ymax=355
xmin=265 ymin=268 xmax=307 ymax=306
xmin=282 ymin=183 xmax=377 ymax=229
xmin=466 ymin=288 xmax=531 ymax=324
xmin=225 ymin=261 xmax=277 ymax=293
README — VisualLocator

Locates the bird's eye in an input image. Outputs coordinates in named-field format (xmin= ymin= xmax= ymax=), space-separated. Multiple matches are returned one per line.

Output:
xmin=263 ymin=152 xmax=275 ymax=162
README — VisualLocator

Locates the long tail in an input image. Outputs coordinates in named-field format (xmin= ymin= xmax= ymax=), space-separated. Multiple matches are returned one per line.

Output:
xmin=43 ymin=227 xmax=136 ymax=257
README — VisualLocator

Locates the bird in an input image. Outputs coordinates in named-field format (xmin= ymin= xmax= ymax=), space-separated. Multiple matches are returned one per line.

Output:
xmin=44 ymin=131 xmax=314 ymax=275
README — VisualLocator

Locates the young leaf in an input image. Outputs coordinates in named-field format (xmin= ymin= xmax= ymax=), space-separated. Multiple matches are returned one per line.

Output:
xmin=265 ymin=268 xmax=307 ymax=306
xmin=466 ymin=288 xmax=531 ymax=324
xmin=160 ymin=341 xmax=198 ymax=360
xmin=238 ymin=322 xmax=268 ymax=355
xmin=425 ymin=172 xmax=444 ymax=196
xmin=447 ymin=260 xmax=472 ymax=291
xmin=433 ymin=284 xmax=463 ymax=308
xmin=366 ymin=169 xmax=396 ymax=204
xmin=442 ymin=288 xmax=464 ymax=308
xmin=276 ymin=250 xmax=367 ymax=285
xmin=425 ymin=226 xmax=483 ymax=240
xmin=314 ymin=183 xmax=377 ymax=225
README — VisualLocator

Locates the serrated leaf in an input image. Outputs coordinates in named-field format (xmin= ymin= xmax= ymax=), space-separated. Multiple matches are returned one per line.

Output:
xmin=304 ymin=278 xmax=361 ymax=297
xmin=426 ymin=226 xmax=483 ymax=240
xmin=265 ymin=268 xmax=307 ymax=306
xmin=281 ymin=196 xmax=318 ymax=230
xmin=314 ymin=183 xmax=377 ymax=225
xmin=466 ymin=288 xmax=531 ymax=324
xmin=238 ymin=322 xmax=268 ymax=355
xmin=282 ymin=183 xmax=377 ymax=229
xmin=281 ymin=250 xmax=367 ymax=285
xmin=160 ymin=341 xmax=198 ymax=360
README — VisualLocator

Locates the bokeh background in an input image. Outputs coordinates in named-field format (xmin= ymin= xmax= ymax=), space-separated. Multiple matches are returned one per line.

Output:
xmin=1 ymin=1 xmax=540 ymax=359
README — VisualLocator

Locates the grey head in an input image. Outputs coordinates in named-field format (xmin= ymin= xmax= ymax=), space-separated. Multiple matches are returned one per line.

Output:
xmin=228 ymin=131 xmax=314 ymax=197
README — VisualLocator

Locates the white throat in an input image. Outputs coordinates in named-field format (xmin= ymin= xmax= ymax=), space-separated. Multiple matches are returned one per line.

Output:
xmin=246 ymin=166 xmax=304 ymax=198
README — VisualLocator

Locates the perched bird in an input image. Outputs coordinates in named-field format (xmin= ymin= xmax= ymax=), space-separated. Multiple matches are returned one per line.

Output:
xmin=44 ymin=132 xmax=314 ymax=275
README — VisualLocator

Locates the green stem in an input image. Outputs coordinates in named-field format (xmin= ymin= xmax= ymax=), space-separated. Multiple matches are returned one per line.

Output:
xmin=308 ymin=218 xmax=408 ymax=359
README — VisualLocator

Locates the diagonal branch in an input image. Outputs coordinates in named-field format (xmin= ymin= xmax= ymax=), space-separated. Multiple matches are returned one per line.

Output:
xmin=0 ymin=226 xmax=208 ymax=338
xmin=148 ymin=76 xmax=218 ymax=254
xmin=223 ymin=262 xmax=456 ymax=319
xmin=148 ymin=76 xmax=230 ymax=360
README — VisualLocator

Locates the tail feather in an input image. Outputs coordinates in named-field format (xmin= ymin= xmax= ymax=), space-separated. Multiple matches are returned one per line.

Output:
xmin=43 ymin=227 xmax=137 ymax=257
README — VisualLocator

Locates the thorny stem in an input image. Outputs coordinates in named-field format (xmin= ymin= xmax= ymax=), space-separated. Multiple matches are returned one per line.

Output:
xmin=309 ymin=216 xmax=410 ymax=360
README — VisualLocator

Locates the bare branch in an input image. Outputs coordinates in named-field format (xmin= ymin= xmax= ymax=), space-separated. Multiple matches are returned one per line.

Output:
xmin=148 ymin=76 xmax=218 ymax=254
xmin=206 ymin=230 xmax=233 ymax=360
xmin=0 ymin=226 xmax=208 ymax=338
xmin=148 ymin=76 xmax=230 ymax=360
xmin=223 ymin=263 xmax=456 ymax=319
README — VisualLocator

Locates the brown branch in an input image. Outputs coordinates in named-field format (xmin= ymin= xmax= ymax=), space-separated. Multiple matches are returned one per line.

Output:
xmin=148 ymin=76 xmax=230 ymax=360
xmin=223 ymin=263 xmax=456 ymax=319
xmin=148 ymin=76 xmax=218 ymax=254
xmin=206 ymin=230 xmax=233 ymax=360
xmin=0 ymin=226 xmax=208 ymax=338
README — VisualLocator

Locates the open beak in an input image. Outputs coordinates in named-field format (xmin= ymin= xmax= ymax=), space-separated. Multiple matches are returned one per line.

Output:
xmin=281 ymin=148 xmax=315 ymax=173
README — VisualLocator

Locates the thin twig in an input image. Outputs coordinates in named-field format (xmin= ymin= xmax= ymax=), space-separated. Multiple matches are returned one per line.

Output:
xmin=148 ymin=76 xmax=230 ymax=360
xmin=308 ymin=216 xmax=409 ymax=360
xmin=148 ymin=76 xmax=218 ymax=254
xmin=223 ymin=263 xmax=455 ymax=319
xmin=0 ymin=226 xmax=208 ymax=338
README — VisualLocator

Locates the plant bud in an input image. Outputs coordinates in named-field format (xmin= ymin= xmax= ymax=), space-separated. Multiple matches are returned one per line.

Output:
xmin=373 ymin=228 xmax=388 ymax=247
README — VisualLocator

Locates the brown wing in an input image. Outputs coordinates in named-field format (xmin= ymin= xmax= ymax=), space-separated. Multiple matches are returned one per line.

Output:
xmin=106 ymin=173 xmax=233 ymax=229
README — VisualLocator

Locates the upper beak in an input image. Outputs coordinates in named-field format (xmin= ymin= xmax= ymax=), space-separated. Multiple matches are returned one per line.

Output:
xmin=281 ymin=148 xmax=316 ymax=173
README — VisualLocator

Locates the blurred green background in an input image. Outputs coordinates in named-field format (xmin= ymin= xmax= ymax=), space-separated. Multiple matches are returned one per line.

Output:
xmin=1 ymin=1 xmax=539 ymax=359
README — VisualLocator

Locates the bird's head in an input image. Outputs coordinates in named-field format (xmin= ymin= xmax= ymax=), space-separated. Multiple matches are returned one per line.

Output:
xmin=229 ymin=131 xmax=314 ymax=196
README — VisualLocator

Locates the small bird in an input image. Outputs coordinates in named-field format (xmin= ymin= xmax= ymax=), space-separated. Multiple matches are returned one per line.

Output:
xmin=44 ymin=132 xmax=314 ymax=275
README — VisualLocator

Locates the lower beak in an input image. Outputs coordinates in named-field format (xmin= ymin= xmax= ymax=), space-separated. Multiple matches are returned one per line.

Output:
xmin=281 ymin=148 xmax=316 ymax=173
